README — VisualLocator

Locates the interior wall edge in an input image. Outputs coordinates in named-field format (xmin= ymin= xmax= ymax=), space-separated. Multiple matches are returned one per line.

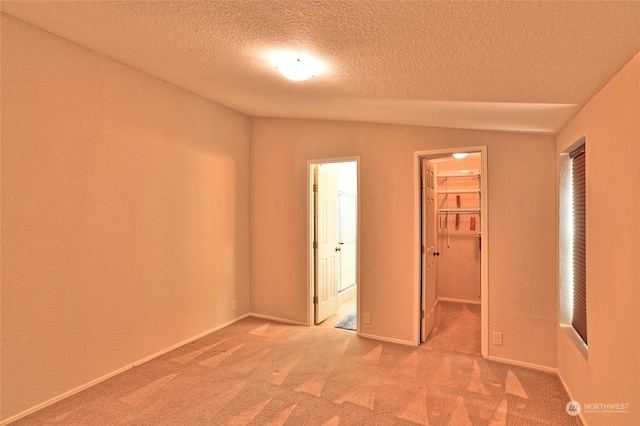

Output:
xmin=486 ymin=355 xmax=558 ymax=375
xmin=248 ymin=313 xmax=308 ymax=327
xmin=357 ymin=333 xmax=415 ymax=347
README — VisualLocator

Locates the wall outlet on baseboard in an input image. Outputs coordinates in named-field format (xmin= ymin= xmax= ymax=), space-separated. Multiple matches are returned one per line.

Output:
xmin=493 ymin=332 xmax=503 ymax=346
xmin=232 ymin=300 xmax=237 ymax=311
xmin=363 ymin=313 xmax=371 ymax=324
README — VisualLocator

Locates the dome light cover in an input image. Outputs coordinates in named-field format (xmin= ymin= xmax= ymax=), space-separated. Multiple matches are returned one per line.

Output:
xmin=272 ymin=52 xmax=322 ymax=81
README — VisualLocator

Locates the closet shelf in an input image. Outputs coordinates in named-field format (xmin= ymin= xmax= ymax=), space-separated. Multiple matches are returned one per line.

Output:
xmin=436 ymin=171 xmax=480 ymax=178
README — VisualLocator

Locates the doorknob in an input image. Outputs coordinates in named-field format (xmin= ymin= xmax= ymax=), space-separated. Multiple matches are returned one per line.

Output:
xmin=434 ymin=252 xmax=440 ymax=257
xmin=335 ymin=247 xmax=341 ymax=252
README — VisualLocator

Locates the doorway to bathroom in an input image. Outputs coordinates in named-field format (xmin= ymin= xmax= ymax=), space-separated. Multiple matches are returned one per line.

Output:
xmin=308 ymin=159 xmax=359 ymax=333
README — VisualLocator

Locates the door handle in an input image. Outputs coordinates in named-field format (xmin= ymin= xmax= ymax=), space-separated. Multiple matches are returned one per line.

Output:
xmin=434 ymin=252 xmax=440 ymax=257
xmin=335 ymin=247 xmax=341 ymax=252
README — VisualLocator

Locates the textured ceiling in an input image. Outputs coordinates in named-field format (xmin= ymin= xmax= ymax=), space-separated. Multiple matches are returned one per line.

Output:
xmin=2 ymin=1 xmax=639 ymax=133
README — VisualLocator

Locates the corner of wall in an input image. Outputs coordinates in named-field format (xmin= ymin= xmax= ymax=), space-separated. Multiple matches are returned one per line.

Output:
xmin=555 ymin=51 xmax=640 ymax=425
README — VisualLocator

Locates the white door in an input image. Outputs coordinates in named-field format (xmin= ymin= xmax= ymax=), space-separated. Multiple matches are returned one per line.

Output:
xmin=315 ymin=165 xmax=340 ymax=324
xmin=421 ymin=158 xmax=437 ymax=342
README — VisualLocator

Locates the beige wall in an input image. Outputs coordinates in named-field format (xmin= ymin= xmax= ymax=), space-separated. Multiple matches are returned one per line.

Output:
xmin=556 ymin=52 xmax=640 ymax=424
xmin=435 ymin=154 xmax=482 ymax=302
xmin=250 ymin=118 xmax=558 ymax=366
xmin=1 ymin=15 xmax=251 ymax=421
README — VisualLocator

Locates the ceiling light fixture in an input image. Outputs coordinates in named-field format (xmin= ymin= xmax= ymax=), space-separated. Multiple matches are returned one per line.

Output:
xmin=272 ymin=52 xmax=322 ymax=81
xmin=453 ymin=153 xmax=468 ymax=159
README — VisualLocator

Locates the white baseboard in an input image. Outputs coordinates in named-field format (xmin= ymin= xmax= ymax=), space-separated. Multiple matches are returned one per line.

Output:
xmin=358 ymin=332 xmax=415 ymax=347
xmin=557 ymin=370 xmax=587 ymax=425
xmin=486 ymin=355 xmax=557 ymax=374
xmin=437 ymin=297 xmax=481 ymax=305
xmin=0 ymin=314 xmax=251 ymax=426
xmin=249 ymin=313 xmax=308 ymax=326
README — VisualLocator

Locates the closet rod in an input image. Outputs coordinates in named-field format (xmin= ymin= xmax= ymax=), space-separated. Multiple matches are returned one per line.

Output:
xmin=438 ymin=209 xmax=481 ymax=214
xmin=437 ymin=189 xmax=480 ymax=194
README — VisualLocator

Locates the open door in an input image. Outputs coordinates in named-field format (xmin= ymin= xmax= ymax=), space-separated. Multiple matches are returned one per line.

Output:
xmin=314 ymin=165 xmax=340 ymax=324
xmin=421 ymin=158 xmax=438 ymax=342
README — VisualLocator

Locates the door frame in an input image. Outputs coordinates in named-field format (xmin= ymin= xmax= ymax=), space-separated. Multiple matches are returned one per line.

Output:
xmin=413 ymin=147 xmax=488 ymax=357
xmin=307 ymin=157 xmax=361 ymax=331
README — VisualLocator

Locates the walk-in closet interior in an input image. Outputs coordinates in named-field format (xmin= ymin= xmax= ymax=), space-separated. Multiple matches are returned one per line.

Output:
xmin=423 ymin=153 xmax=482 ymax=355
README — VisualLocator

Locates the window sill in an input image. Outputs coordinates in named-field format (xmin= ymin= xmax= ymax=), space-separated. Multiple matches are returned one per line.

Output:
xmin=560 ymin=325 xmax=588 ymax=361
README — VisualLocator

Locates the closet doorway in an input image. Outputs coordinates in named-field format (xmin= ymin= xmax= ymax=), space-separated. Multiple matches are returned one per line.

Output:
xmin=415 ymin=148 xmax=488 ymax=357
xmin=308 ymin=159 xmax=359 ymax=333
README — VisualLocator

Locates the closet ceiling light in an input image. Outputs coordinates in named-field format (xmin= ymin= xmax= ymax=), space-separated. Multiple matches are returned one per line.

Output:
xmin=271 ymin=52 xmax=323 ymax=81
xmin=453 ymin=153 xmax=468 ymax=159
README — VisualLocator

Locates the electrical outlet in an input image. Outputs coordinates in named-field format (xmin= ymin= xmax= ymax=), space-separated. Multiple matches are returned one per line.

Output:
xmin=363 ymin=313 xmax=371 ymax=324
xmin=493 ymin=332 xmax=503 ymax=346
xmin=232 ymin=300 xmax=237 ymax=311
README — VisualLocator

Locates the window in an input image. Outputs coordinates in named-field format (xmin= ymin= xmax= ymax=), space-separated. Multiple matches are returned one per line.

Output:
xmin=570 ymin=144 xmax=587 ymax=345
xmin=560 ymin=137 xmax=587 ymax=356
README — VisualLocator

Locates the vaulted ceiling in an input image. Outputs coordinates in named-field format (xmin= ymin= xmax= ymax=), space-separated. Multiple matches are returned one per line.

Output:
xmin=2 ymin=1 xmax=639 ymax=134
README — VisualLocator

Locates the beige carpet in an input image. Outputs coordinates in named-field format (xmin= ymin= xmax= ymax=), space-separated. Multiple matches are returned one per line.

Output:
xmin=423 ymin=301 xmax=481 ymax=355
xmin=13 ymin=317 xmax=579 ymax=425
